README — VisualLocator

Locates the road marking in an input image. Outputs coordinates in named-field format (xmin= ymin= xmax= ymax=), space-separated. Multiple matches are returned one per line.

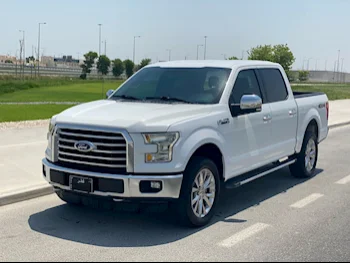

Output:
xmin=335 ymin=175 xmax=350 ymax=185
xmin=0 ymin=141 xmax=46 ymax=149
xmin=219 ymin=223 xmax=270 ymax=248
xmin=290 ymin=193 xmax=324 ymax=209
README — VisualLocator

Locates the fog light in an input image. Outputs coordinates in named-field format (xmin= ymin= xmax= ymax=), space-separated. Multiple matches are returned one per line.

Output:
xmin=140 ymin=181 xmax=163 ymax=193
xmin=151 ymin=181 xmax=162 ymax=189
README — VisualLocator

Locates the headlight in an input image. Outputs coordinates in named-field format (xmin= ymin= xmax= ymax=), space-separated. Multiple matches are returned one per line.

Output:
xmin=143 ymin=132 xmax=179 ymax=163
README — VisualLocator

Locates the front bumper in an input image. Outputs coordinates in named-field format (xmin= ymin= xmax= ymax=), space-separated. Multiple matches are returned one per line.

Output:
xmin=42 ymin=159 xmax=183 ymax=199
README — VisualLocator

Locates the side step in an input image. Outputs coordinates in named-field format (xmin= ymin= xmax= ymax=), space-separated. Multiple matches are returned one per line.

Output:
xmin=225 ymin=158 xmax=296 ymax=189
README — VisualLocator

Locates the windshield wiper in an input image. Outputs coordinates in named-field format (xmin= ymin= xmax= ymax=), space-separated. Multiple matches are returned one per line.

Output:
xmin=111 ymin=95 xmax=141 ymax=101
xmin=145 ymin=96 xmax=192 ymax=104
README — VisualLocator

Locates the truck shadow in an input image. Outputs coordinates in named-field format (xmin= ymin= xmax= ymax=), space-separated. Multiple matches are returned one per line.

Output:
xmin=28 ymin=167 xmax=323 ymax=248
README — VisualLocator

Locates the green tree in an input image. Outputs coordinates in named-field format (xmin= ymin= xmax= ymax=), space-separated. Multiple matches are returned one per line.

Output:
xmin=139 ymin=58 xmax=152 ymax=69
xmin=26 ymin=56 xmax=35 ymax=63
xmin=248 ymin=45 xmax=274 ymax=62
xmin=97 ymin=55 xmax=111 ymax=75
xmin=5 ymin=60 xmax=13 ymax=64
xmin=273 ymin=44 xmax=296 ymax=73
xmin=228 ymin=56 xmax=239 ymax=60
xmin=112 ymin=59 xmax=124 ymax=77
xmin=247 ymin=44 xmax=296 ymax=74
xmin=298 ymin=70 xmax=310 ymax=82
xmin=81 ymin=51 xmax=98 ymax=77
xmin=124 ymin=59 xmax=135 ymax=78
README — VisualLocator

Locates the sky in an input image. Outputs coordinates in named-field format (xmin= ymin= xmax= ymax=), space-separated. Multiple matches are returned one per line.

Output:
xmin=2 ymin=0 xmax=350 ymax=71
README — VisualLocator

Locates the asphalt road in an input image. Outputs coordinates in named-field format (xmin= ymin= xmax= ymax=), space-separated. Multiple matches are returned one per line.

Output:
xmin=0 ymin=126 xmax=349 ymax=262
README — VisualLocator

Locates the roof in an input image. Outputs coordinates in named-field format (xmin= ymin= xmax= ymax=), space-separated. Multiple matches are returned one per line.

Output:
xmin=148 ymin=60 xmax=279 ymax=69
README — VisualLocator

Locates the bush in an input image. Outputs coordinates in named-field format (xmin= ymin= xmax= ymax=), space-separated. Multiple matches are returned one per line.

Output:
xmin=298 ymin=71 xmax=310 ymax=82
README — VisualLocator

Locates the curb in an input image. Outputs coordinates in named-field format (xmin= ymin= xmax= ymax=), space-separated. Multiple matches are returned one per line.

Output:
xmin=329 ymin=121 xmax=350 ymax=130
xmin=0 ymin=185 xmax=54 ymax=207
xmin=0 ymin=121 xmax=350 ymax=207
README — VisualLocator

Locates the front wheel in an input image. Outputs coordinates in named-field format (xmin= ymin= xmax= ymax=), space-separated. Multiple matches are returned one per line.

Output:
xmin=290 ymin=131 xmax=318 ymax=178
xmin=175 ymin=157 xmax=221 ymax=227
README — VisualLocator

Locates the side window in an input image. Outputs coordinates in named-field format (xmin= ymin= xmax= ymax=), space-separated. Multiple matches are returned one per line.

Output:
xmin=258 ymin=68 xmax=288 ymax=103
xmin=230 ymin=70 xmax=262 ymax=104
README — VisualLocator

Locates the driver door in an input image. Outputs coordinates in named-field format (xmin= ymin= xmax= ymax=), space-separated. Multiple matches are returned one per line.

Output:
xmin=225 ymin=69 xmax=273 ymax=179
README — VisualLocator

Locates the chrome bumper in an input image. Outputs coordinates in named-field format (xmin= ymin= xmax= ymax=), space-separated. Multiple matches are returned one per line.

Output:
xmin=42 ymin=159 xmax=183 ymax=199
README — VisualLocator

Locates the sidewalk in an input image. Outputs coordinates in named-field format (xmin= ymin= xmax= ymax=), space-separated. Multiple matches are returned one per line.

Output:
xmin=1 ymin=99 xmax=350 ymax=206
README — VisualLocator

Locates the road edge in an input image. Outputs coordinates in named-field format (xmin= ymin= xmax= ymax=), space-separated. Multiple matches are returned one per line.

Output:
xmin=0 ymin=185 xmax=54 ymax=207
xmin=0 ymin=121 xmax=349 ymax=207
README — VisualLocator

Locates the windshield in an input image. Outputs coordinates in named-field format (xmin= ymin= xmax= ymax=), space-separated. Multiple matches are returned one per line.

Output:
xmin=110 ymin=67 xmax=232 ymax=104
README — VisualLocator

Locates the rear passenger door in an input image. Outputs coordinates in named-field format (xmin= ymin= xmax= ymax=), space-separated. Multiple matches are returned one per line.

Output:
xmin=257 ymin=68 xmax=298 ymax=160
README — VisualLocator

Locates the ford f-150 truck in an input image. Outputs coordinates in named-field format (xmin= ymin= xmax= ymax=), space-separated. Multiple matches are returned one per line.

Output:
xmin=43 ymin=60 xmax=329 ymax=227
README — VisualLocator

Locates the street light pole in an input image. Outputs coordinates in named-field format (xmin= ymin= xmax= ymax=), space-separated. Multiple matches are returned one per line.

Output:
xmin=307 ymin=58 xmax=312 ymax=71
xmin=341 ymin=58 xmax=345 ymax=83
xmin=133 ymin=36 xmax=141 ymax=64
xmin=166 ymin=49 xmax=171 ymax=61
xmin=204 ymin=36 xmax=207 ymax=60
xmin=197 ymin=45 xmax=203 ymax=60
xmin=98 ymin=24 xmax=102 ymax=57
xmin=221 ymin=54 xmax=227 ymax=60
xmin=241 ymin=50 xmax=245 ymax=60
xmin=337 ymin=50 xmax=341 ymax=82
xmin=37 ymin=22 xmax=46 ymax=78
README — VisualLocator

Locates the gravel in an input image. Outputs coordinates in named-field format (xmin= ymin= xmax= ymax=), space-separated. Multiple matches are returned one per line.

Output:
xmin=0 ymin=119 xmax=50 ymax=131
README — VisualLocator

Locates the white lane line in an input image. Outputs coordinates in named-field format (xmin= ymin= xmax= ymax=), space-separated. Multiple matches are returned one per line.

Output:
xmin=219 ymin=223 xmax=270 ymax=248
xmin=335 ymin=175 xmax=350 ymax=185
xmin=290 ymin=193 xmax=324 ymax=209
xmin=0 ymin=141 xmax=46 ymax=149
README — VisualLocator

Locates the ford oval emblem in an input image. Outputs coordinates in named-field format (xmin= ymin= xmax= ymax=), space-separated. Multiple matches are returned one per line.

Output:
xmin=74 ymin=141 xmax=95 ymax=153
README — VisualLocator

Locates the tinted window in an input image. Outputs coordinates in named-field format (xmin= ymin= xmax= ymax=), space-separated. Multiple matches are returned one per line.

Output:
xmin=230 ymin=70 xmax=262 ymax=104
xmin=111 ymin=67 xmax=232 ymax=104
xmin=258 ymin=69 xmax=288 ymax=103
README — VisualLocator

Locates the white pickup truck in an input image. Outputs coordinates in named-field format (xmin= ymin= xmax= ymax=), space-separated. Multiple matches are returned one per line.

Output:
xmin=43 ymin=60 xmax=329 ymax=227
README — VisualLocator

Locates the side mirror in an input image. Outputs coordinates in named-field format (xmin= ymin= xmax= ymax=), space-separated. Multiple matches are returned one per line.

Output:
xmin=106 ymin=89 xmax=114 ymax=98
xmin=240 ymin=94 xmax=262 ymax=112
xmin=230 ymin=94 xmax=262 ymax=117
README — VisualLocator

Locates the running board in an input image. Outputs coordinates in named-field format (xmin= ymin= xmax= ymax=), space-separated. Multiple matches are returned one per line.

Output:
xmin=225 ymin=158 xmax=296 ymax=189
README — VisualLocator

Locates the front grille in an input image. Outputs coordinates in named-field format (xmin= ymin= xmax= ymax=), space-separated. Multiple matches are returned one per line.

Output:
xmin=56 ymin=127 xmax=127 ymax=173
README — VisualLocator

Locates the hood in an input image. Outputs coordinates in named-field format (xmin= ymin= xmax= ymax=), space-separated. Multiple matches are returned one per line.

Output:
xmin=55 ymin=100 xmax=213 ymax=132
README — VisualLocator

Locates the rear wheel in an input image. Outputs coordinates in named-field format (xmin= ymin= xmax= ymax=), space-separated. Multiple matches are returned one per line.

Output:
xmin=290 ymin=131 xmax=318 ymax=178
xmin=175 ymin=157 xmax=221 ymax=227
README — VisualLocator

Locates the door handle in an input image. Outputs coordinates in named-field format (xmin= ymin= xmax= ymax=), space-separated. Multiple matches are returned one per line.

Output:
xmin=263 ymin=115 xmax=272 ymax=122
xmin=289 ymin=109 xmax=297 ymax=117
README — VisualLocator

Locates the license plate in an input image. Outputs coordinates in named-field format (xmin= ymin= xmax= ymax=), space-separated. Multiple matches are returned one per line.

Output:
xmin=70 ymin=176 xmax=93 ymax=193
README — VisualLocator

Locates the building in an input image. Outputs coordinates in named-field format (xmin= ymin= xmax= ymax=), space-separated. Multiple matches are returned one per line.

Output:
xmin=54 ymin=55 xmax=81 ymax=68
xmin=0 ymin=55 xmax=17 ymax=64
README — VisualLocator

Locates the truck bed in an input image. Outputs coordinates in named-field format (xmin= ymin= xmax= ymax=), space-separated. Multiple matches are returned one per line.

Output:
xmin=293 ymin=91 xmax=325 ymax=99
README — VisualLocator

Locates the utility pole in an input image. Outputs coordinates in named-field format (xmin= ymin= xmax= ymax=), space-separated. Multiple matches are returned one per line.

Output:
xmin=221 ymin=54 xmax=227 ymax=60
xmin=19 ymin=30 xmax=25 ymax=79
xmin=315 ymin=59 xmax=318 ymax=71
xmin=204 ymin=36 xmax=208 ymax=60
xmin=325 ymin=60 xmax=327 ymax=71
xmin=104 ymin=40 xmax=107 ymax=56
xmin=241 ymin=50 xmax=245 ymax=60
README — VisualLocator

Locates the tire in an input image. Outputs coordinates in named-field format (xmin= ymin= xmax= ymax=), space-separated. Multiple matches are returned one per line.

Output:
xmin=290 ymin=131 xmax=318 ymax=178
xmin=56 ymin=190 xmax=82 ymax=206
xmin=175 ymin=156 xmax=221 ymax=227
